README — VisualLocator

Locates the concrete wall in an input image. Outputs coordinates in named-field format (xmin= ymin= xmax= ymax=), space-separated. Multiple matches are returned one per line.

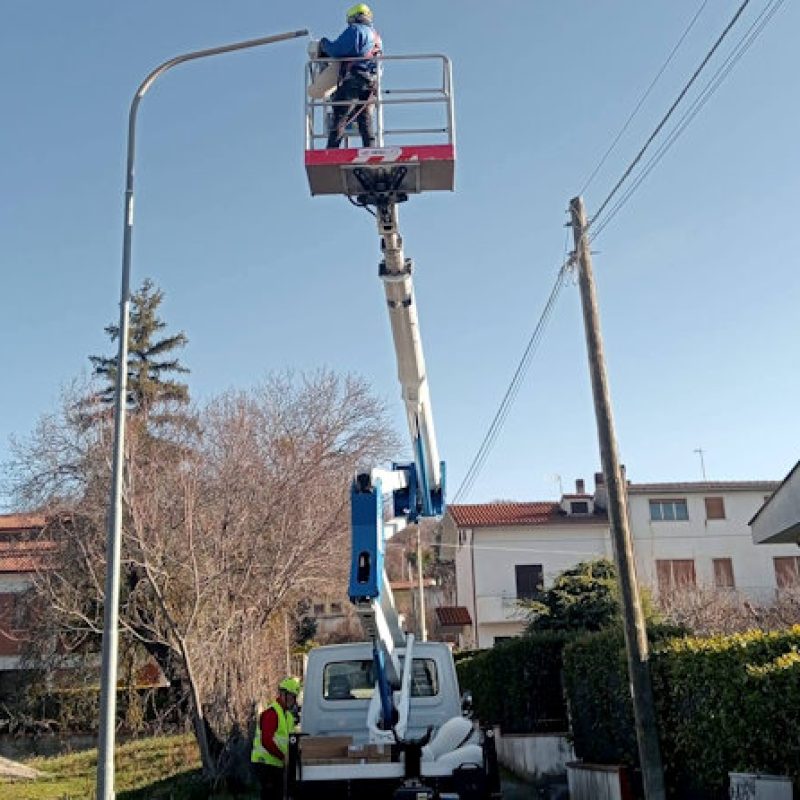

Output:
xmin=494 ymin=728 xmax=574 ymax=781
xmin=567 ymin=763 xmax=632 ymax=800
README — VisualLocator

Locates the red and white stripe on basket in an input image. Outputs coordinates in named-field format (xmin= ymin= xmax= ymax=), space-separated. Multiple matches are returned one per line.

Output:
xmin=305 ymin=144 xmax=455 ymax=168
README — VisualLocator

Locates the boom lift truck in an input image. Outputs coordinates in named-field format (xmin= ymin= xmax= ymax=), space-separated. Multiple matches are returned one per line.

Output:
xmin=286 ymin=53 xmax=503 ymax=800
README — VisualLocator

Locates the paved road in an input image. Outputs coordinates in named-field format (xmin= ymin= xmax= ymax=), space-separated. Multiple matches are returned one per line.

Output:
xmin=502 ymin=773 xmax=536 ymax=799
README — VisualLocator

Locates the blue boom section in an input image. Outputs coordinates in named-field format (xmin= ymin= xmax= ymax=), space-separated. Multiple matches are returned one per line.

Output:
xmin=391 ymin=461 xmax=446 ymax=524
xmin=372 ymin=646 xmax=395 ymax=731
xmin=349 ymin=476 xmax=384 ymax=602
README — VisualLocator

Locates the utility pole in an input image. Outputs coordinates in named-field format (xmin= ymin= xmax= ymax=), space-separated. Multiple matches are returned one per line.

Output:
xmin=569 ymin=196 xmax=666 ymax=800
xmin=416 ymin=527 xmax=428 ymax=641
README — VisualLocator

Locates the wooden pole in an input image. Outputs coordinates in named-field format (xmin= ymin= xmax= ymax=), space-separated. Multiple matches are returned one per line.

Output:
xmin=570 ymin=195 xmax=666 ymax=800
xmin=417 ymin=527 xmax=428 ymax=641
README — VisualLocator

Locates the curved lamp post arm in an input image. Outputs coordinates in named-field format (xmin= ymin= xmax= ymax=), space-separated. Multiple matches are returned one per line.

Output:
xmin=98 ymin=28 xmax=308 ymax=800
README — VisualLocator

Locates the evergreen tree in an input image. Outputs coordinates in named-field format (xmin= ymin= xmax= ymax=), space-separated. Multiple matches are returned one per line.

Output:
xmin=90 ymin=278 xmax=190 ymax=418
xmin=523 ymin=559 xmax=621 ymax=633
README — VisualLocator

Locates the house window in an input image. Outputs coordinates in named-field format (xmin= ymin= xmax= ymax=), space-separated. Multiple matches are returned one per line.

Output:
xmin=313 ymin=603 xmax=325 ymax=616
xmin=329 ymin=602 xmax=343 ymax=614
xmin=712 ymin=558 xmax=735 ymax=589
xmin=774 ymin=556 xmax=800 ymax=589
xmin=704 ymin=497 xmax=725 ymax=520
xmin=656 ymin=559 xmax=696 ymax=593
xmin=515 ymin=564 xmax=543 ymax=600
xmin=570 ymin=501 xmax=589 ymax=515
xmin=649 ymin=499 xmax=689 ymax=521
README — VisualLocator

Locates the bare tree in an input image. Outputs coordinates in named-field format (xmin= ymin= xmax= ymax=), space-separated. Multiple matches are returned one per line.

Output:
xmin=658 ymin=584 xmax=800 ymax=636
xmin=8 ymin=369 xmax=397 ymax=781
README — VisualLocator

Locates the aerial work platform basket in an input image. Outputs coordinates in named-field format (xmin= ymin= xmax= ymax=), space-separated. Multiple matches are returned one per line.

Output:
xmin=304 ymin=54 xmax=456 ymax=198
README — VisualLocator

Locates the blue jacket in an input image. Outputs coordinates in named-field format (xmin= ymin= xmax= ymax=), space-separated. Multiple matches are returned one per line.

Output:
xmin=320 ymin=23 xmax=382 ymax=76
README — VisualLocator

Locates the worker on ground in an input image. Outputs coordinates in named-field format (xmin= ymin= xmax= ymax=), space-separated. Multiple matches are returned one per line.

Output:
xmin=251 ymin=676 xmax=301 ymax=799
xmin=319 ymin=4 xmax=382 ymax=149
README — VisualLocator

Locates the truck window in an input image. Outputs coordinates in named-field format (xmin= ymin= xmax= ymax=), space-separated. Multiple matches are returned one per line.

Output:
xmin=323 ymin=659 xmax=439 ymax=700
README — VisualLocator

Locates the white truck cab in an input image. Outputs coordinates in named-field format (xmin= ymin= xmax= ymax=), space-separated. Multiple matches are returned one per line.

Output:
xmin=287 ymin=641 xmax=503 ymax=800
xmin=301 ymin=641 xmax=461 ymax=743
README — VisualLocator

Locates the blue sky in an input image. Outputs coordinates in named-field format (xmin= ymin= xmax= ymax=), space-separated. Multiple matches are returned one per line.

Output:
xmin=2 ymin=1 xmax=798 ymax=509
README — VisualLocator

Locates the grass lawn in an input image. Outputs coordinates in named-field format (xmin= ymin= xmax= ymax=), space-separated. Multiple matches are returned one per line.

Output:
xmin=0 ymin=733 xmax=247 ymax=800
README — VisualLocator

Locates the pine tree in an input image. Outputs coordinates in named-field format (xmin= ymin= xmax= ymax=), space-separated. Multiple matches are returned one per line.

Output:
xmin=90 ymin=278 xmax=190 ymax=418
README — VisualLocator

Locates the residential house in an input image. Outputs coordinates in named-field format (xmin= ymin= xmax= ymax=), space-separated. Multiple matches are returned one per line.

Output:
xmin=445 ymin=485 xmax=610 ymax=648
xmin=625 ymin=478 xmax=787 ymax=601
xmin=0 ymin=514 xmax=49 ymax=672
xmin=750 ymin=460 xmax=800 ymax=552
xmin=444 ymin=474 xmax=797 ymax=648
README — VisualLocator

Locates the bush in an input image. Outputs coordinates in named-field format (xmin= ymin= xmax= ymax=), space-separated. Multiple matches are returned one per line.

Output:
xmin=562 ymin=627 xmax=637 ymax=766
xmin=654 ymin=627 xmax=800 ymax=797
xmin=455 ymin=633 xmax=570 ymax=733
xmin=563 ymin=624 xmax=800 ymax=798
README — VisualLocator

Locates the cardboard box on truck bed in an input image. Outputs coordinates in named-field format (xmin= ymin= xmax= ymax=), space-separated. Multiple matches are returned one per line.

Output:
xmin=301 ymin=735 xmax=353 ymax=761
xmin=348 ymin=743 xmax=391 ymax=763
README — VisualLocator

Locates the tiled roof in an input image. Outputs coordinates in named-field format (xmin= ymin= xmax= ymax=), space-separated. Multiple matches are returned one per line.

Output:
xmin=628 ymin=481 xmax=779 ymax=494
xmin=448 ymin=503 xmax=607 ymax=528
xmin=0 ymin=514 xmax=46 ymax=532
xmin=435 ymin=606 xmax=472 ymax=627
xmin=0 ymin=541 xmax=58 ymax=573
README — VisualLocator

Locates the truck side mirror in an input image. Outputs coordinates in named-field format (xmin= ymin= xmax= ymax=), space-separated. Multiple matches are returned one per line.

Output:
xmin=460 ymin=690 xmax=473 ymax=718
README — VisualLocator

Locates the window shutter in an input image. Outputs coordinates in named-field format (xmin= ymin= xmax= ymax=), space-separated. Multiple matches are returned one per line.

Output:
xmin=774 ymin=556 xmax=800 ymax=589
xmin=704 ymin=497 xmax=725 ymax=520
xmin=656 ymin=560 xmax=672 ymax=593
xmin=673 ymin=559 xmax=696 ymax=587
xmin=712 ymin=558 xmax=735 ymax=588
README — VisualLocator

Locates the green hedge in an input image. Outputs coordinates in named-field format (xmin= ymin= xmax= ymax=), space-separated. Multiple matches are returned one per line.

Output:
xmin=562 ymin=627 xmax=637 ymax=766
xmin=455 ymin=633 xmax=570 ymax=734
xmin=563 ymin=625 xmax=800 ymax=798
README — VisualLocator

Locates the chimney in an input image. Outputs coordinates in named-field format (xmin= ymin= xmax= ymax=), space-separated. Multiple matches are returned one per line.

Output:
xmin=593 ymin=471 xmax=607 ymax=511
xmin=575 ymin=478 xmax=586 ymax=495
xmin=594 ymin=471 xmax=604 ymax=487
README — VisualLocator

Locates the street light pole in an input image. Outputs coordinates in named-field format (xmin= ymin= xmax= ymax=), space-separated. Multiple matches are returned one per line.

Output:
xmin=97 ymin=28 xmax=308 ymax=800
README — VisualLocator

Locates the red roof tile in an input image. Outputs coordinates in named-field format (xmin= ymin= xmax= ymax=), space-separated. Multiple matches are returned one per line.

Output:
xmin=0 ymin=514 xmax=46 ymax=532
xmin=448 ymin=503 xmax=606 ymax=528
xmin=436 ymin=606 xmax=472 ymax=627
xmin=0 ymin=541 xmax=58 ymax=573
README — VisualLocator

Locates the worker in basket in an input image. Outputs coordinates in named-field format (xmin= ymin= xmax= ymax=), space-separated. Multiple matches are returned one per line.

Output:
xmin=317 ymin=4 xmax=382 ymax=149
xmin=251 ymin=676 xmax=301 ymax=799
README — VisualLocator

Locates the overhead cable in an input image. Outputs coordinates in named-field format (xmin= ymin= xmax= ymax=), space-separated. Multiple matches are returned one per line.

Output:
xmin=452 ymin=260 xmax=571 ymax=503
xmin=589 ymin=0 xmax=753 ymax=229
xmin=591 ymin=0 xmax=786 ymax=239
xmin=579 ymin=0 xmax=710 ymax=196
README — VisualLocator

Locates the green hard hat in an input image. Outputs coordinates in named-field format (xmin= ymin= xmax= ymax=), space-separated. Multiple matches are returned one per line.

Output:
xmin=347 ymin=4 xmax=373 ymax=22
xmin=279 ymin=676 xmax=302 ymax=696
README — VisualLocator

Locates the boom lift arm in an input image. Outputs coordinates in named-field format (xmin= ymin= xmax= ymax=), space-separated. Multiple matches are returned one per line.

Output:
xmin=348 ymin=183 xmax=444 ymax=744
xmin=304 ymin=51 xmax=455 ymax=746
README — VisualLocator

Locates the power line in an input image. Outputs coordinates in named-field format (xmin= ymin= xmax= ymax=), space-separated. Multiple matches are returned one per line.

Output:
xmin=589 ymin=0 xmax=754 ymax=228
xmin=450 ymin=0 xmax=785 ymax=505
xmin=591 ymin=0 xmax=786 ymax=239
xmin=579 ymin=0 xmax=710 ymax=196
xmin=452 ymin=259 xmax=571 ymax=503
